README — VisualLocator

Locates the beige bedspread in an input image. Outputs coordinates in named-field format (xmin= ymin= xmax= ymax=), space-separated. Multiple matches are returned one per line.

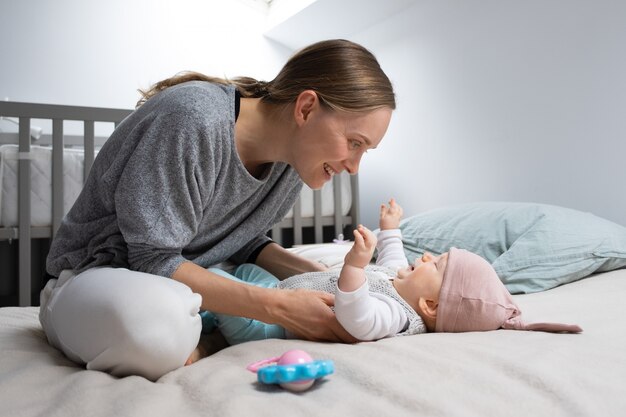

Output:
xmin=1 ymin=269 xmax=625 ymax=417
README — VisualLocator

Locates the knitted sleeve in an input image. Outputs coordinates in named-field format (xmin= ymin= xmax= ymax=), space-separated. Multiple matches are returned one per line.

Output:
xmin=335 ymin=279 xmax=408 ymax=341
xmin=375 ymin=229 xmax=409 ymax=271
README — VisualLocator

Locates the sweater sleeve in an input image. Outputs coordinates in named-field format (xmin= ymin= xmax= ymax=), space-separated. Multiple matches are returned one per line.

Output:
xmin=335 ymin=279 xmax=408 ymax=341
xmin=375 ymin=229 xmax=409 ymax=271
xmin=114 ymin=111 xmax=213 ymax=277
xmin=229 ymin=234 xmax=273 ymax=264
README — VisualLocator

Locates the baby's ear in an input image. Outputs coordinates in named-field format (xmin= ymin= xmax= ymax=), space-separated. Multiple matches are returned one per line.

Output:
xmin=418 ymin=298 xmax=438 ymax=320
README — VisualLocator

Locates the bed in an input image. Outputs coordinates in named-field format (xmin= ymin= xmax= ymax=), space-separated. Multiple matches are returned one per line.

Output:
xmin=0 ymin=100 xmax=359 ymax=307
xmin=1 ymin=254 xmax=625 ymax=416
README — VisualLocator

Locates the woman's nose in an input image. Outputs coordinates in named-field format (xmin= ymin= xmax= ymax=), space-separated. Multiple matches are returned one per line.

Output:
xmin=344 ymin=153 xmax=363 ymax=175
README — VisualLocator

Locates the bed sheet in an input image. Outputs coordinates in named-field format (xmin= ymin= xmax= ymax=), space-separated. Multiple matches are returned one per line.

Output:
xmin=1 ymin=260 xmax=624 ymax=416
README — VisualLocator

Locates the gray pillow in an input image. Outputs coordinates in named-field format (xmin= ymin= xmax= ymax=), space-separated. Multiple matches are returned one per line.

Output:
xmin=396 ymin=202 xmax=626 ymax=294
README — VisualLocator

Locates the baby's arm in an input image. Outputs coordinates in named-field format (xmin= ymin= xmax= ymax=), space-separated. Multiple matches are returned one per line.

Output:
xmin=336 ymin=225 xmax=407 ymax=340
xmin=379 ymin=198 xmax=403 ymax=230
xmin=376 ymin=199 xmax=409 ymax=270
xmin=338 ymin=225 xmax=377 ymax=292
xmin=335 ymin=285 xmax=408 ymax=341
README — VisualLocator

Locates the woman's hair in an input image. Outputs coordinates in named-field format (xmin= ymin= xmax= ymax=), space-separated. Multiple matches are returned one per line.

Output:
xmin=137 ymin=39 xmax=396 ymax=112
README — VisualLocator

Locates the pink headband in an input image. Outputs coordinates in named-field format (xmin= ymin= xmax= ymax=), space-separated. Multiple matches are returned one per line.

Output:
xmin=435 ymin=248 xmax=582 ymax=334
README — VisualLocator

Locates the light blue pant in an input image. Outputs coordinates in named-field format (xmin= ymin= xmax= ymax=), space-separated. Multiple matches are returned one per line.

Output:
xmin=201 ymin=264 xmax=286 ymax=345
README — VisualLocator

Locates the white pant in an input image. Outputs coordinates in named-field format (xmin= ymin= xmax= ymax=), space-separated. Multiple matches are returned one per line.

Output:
xmin=39 ymin=267 xmax=202 ymax=381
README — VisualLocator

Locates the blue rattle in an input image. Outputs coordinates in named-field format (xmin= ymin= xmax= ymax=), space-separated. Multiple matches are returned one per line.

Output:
xmin=246 ymin=349 xmax=334 ymax=392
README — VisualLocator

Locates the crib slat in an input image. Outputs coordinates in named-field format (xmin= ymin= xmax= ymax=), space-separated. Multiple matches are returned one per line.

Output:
xmin=84 ymin=120 xmax=95 ymax=181
xmin=313 ymin=189 xmax=323 ymax=242
xmin=18 ymin=117 xmax=32 ymax=306
xmin=293 ymin=198 xmax=303 ymax=245
xmin=51 ymin=119 xmax=64 ymax=236
xmin=349 ymin=174 xmax=360 ymax=233
xmin=333 ymin=174 xmax=343 ymax=238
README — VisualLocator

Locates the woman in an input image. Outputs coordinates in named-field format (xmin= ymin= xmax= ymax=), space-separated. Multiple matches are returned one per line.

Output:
xmin=40 ymin=39 xmax=396 ymax=380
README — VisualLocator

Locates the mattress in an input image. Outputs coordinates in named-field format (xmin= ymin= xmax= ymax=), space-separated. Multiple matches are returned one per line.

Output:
xmin=0 ymin=144 xmax=351 ymax=228
xmin=0 ymin=145 xmax=88 ymax=228
xmin=1 ymin=244 xmax=624 ymax=417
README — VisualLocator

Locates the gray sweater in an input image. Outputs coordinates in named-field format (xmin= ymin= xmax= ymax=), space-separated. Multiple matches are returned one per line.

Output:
xmin=47 ymin=82 xmax=303 ymax=278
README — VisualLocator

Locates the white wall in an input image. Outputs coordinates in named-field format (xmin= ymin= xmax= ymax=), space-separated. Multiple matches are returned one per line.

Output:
xmin=0 ymin=0 xmax=290 ymax=108
xmin=2 ymin=0 xmax=625 ymax=230
xmin=352 ymin=0 xmax=626 ymax=228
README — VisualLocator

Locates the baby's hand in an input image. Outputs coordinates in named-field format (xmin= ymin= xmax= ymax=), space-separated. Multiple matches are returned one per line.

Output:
xmin=344 ymin=225 xmax=377 ymax=269
xmin=379 ymin=198 xmax=403 ymax=230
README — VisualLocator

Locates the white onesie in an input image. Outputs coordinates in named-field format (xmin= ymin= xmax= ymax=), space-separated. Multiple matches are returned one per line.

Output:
xmin=333 ymin=229 xmax=423 ymax=341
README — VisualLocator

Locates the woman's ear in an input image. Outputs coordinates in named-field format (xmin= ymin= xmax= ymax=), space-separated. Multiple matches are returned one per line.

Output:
xmin=293 ymin=90 xmax=318 ymax=125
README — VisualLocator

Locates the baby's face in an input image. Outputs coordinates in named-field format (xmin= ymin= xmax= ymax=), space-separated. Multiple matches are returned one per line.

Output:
xmin=394 ymin=252 xmax=449 ymax=307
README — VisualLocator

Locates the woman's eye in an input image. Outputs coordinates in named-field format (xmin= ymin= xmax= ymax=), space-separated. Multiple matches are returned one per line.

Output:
xmin=349 ymin=140 xmax=361 ymax=150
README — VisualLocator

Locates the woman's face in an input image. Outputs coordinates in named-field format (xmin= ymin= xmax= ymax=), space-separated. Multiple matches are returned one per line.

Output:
xmin=292 ymin=103 xmax=392 ymax=190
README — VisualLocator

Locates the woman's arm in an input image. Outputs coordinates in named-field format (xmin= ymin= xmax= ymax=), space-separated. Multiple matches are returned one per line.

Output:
xmin=172 ymin=261 xmax=356 ymax=343
xmin=254 ymin=242 xmax=327 ymax=279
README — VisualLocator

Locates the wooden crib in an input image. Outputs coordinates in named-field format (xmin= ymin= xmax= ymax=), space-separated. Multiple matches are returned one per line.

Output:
xmin=0 ymin=101 xmax=359 ymax=306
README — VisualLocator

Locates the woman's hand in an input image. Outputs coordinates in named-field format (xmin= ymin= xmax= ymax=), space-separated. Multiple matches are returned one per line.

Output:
xmin=379 ymin=198 xmax=403 ymax=230
xmin=253 ymin=242 xmax=357 ymax=342
xmin=255 ymin=242 xmax=327 ymax=279
xmin=271 ymin=289 xmax=358 ymax=343
xmin=174 ymin=262 xmax=355 ymax=343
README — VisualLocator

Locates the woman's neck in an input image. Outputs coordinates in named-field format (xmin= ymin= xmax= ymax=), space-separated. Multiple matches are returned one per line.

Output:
xmin=234 ymin=98 xmax=292 ymax=176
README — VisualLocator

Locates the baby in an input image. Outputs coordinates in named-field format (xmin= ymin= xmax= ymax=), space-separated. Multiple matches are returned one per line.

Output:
xmin=207 ymin=199 xmax=581 ymax=345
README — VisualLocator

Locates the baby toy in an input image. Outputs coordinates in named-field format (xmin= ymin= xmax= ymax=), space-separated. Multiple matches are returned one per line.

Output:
xmin=246 ymin=349 xmax=335 ymax=392
xmin=333 ymin=233 xmax=351 ymax=244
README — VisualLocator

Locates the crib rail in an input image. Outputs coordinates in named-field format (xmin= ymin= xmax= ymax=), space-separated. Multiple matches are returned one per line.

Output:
xmin=271 ymin=173 xmax=359 ymax=246
xmin=0 ymin=101 xmax=132 ymax=306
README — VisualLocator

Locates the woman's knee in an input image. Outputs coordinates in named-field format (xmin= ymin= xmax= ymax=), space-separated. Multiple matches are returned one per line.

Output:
xmin=46 ymin=268 xmax=202 ymax=380
xmin=88 ymin=294 xmax=202 ymax=380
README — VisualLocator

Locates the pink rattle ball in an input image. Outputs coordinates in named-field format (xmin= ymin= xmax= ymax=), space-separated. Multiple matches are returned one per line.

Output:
xmin=277 ymin=349 xmax=315 ymax=392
